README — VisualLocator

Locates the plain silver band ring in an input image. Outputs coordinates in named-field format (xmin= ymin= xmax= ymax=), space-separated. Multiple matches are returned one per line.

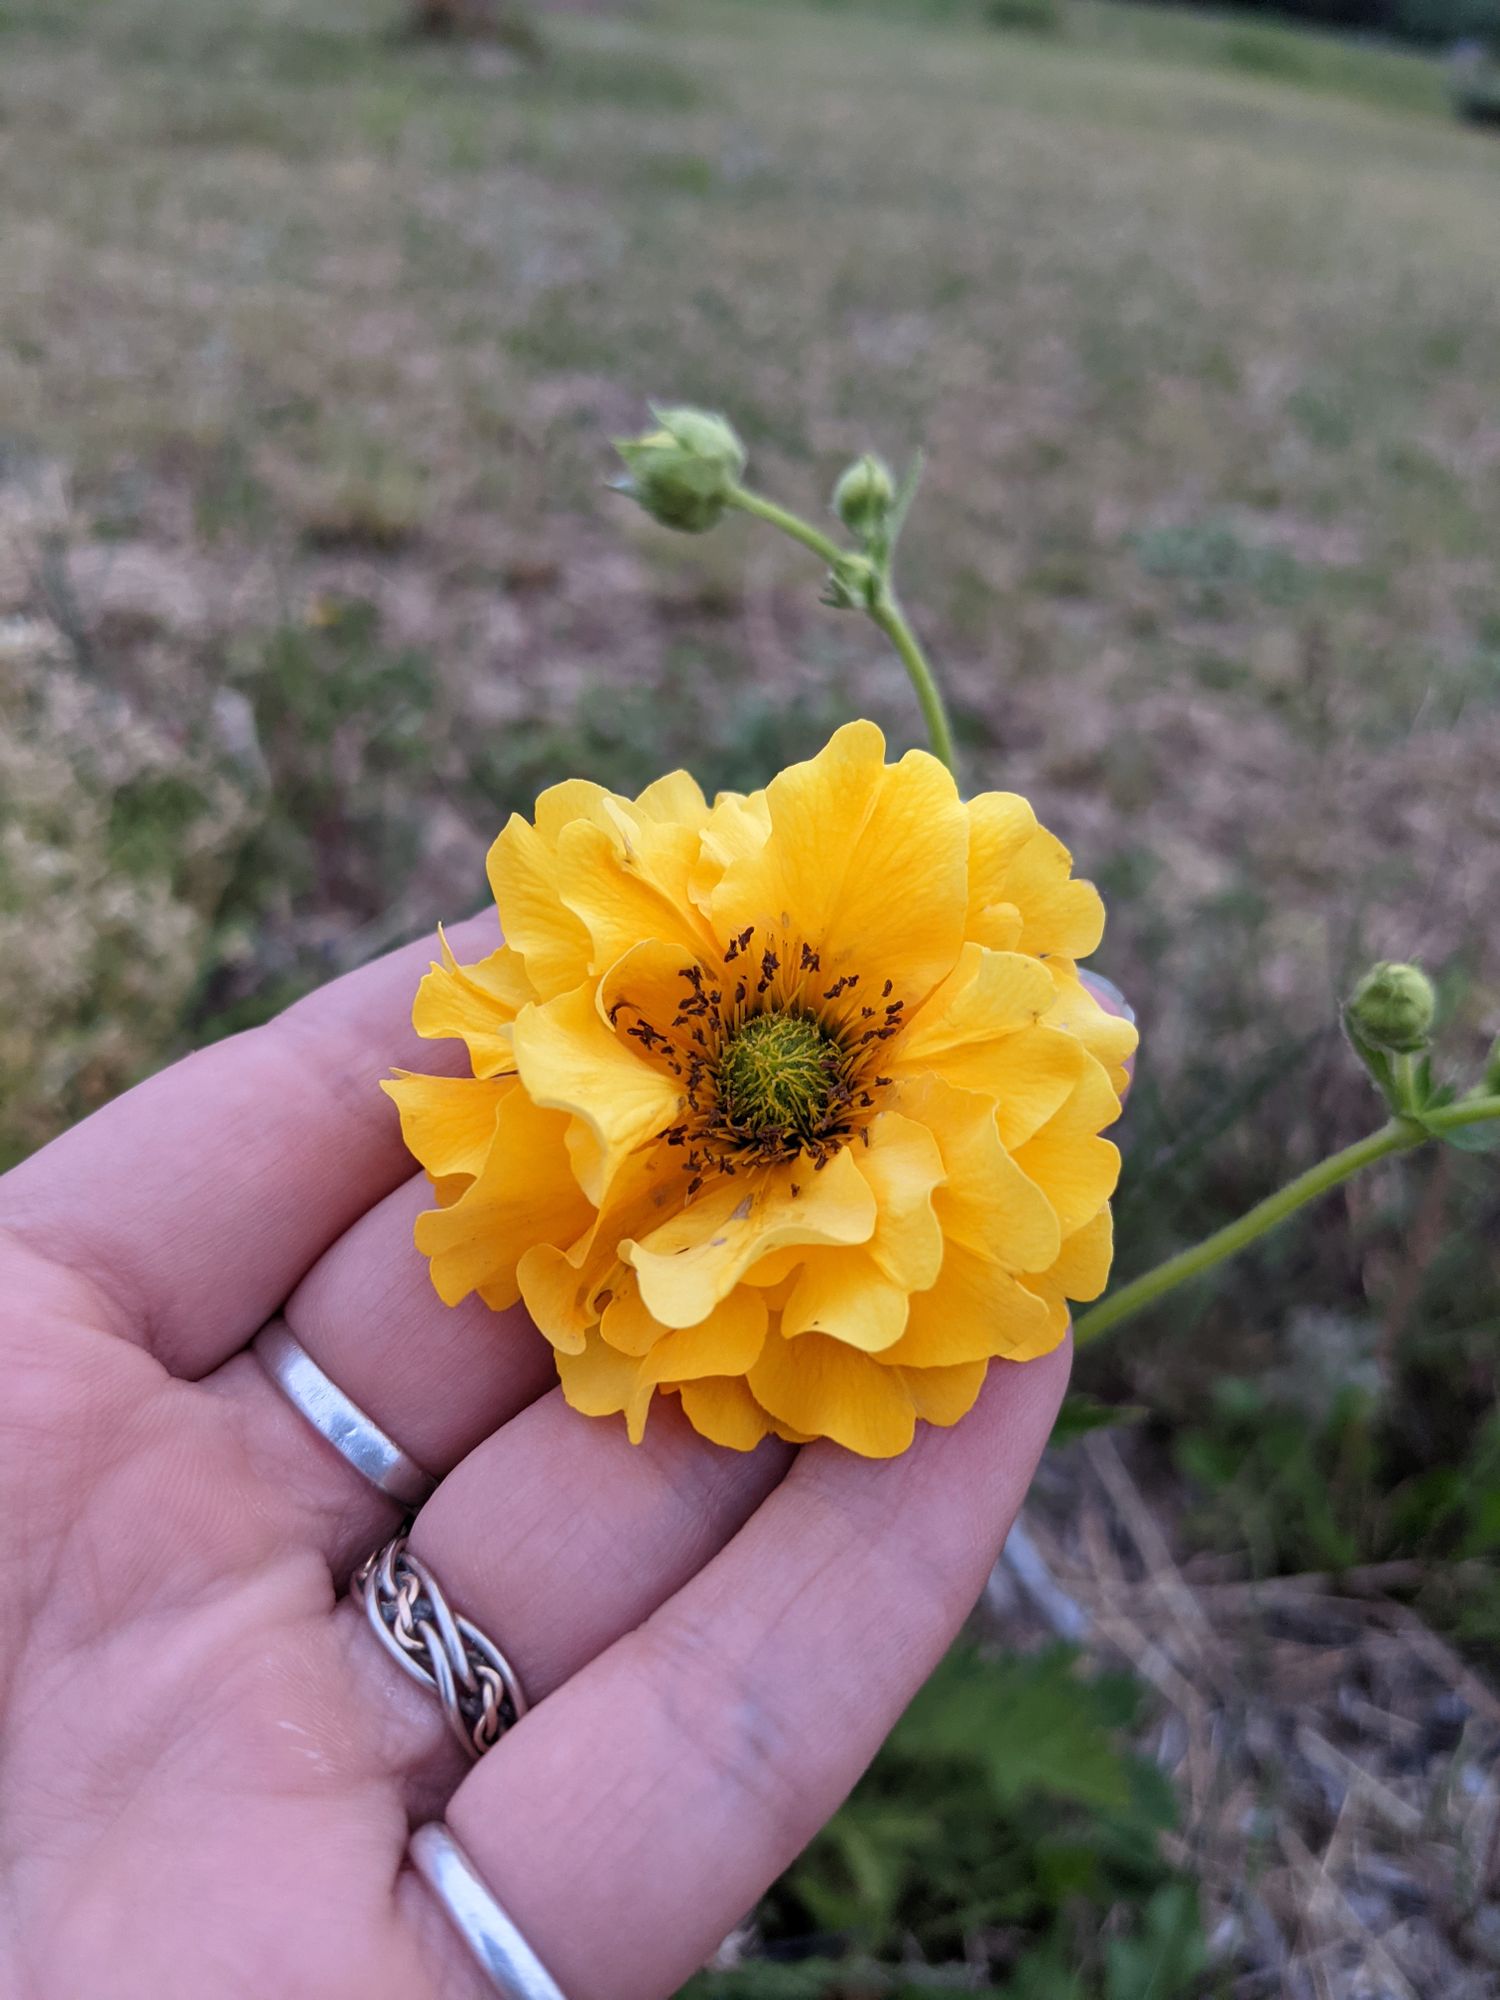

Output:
xmin=251 ymin=1316 xmax=437 ymax=1508
xmin=410 ymin=1823 xmax=569 ymax=2000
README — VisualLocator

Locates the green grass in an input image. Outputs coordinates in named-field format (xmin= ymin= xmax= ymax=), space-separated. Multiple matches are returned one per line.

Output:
xmin=782 ymin=0 xmax=1450 ymax=117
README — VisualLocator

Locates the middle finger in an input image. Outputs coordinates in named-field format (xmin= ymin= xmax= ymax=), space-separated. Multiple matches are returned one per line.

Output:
xmin=337 ymin=1386 xmax=792 ymax=1814
xmin=203 ymin=1166 xmax=794 ymax=1814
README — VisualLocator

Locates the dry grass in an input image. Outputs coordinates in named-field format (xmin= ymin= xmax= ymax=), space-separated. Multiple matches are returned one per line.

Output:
xmin=997 ymin=1434 xmax=1500 ymax=1996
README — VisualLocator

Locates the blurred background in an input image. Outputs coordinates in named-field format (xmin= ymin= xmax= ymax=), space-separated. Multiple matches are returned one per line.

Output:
xmin=4 ymin=0 xmax=1499 ymax=1989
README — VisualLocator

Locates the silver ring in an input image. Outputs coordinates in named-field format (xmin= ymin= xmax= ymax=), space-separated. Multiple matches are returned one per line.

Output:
xmin=410 ymin=1824 xmax=568 ymax=1999
xmin=252 ymin=1317 xmax=436 ymax=1508
xmin=357 ymin=1534 xmax=527 ymax=1762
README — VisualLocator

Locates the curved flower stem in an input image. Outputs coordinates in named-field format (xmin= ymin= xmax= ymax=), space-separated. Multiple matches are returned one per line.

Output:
xmin=1434 ymin=1092 xmax=1500 ymax=1132
xmin=726 ymin=483 xmax=960 ymax=779
xmin=867 ymin=586 xmax=959 ymax=778
xmin=727 ymin=485 xmax=846 ymax=568
xmin=1075 ymin=1094 xmax=1500 ymax=1346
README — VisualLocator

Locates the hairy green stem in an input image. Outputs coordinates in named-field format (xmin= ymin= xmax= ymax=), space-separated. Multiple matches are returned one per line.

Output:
xmin=867 ymin=587 xmax=959 ymax=777
xmin=1435 ymin=1092 xmax=1500 ymax=1131
xmin=1075 ymin=1095 xmax=1500 ymax=1345
xmin=727 ymin=484 xmax=959 ymax=778
xmin=728 ymin=486 xmax=846 ymax=568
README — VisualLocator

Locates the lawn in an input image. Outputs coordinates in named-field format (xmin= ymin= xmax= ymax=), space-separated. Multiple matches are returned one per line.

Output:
xmin=3 ymin=0 xmax=1499 ymax=1985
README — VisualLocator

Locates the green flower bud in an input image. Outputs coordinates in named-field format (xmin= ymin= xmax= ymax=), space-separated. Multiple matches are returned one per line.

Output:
xmin=832 ymin=453 xmax=896 ymax=540
xmin=613 ymin=406 xmax=746 ymax=533
xmin=1346 ymin=961 xmax=1437 ymax=1055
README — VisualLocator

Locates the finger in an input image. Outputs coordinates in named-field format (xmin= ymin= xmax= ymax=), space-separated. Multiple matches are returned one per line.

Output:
xmin=0 ymin=911 xmax=496 ymax=1374
xmin=199 ymin=1174 xmax=559 ymax=1576
xmin=338 ymin=1389 xmax=794 ymax=1814
xmin=420 ymin=1344 xmax=1069 ymax=2000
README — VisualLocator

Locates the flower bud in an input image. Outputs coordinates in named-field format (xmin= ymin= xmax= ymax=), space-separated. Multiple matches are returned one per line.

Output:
xmin=1346 ymin=962 xmax=1436 ymax=1055
xmin=613 ymin=406 xmax=746 ymax=533
xmin=832 ymin=453 xmax=896 ymax=540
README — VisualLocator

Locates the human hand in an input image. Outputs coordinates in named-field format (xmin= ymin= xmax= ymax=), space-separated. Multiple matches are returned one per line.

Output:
xmin=0 ymin=913 xmax=1078 ymax=2000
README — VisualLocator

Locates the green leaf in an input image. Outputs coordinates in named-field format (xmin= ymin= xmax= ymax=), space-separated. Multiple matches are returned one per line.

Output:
xmin=1050 ymin=1392 xmax=1147 ymax=1444
xmin=883 ymin=450 xmax=925 ymax=558
xmin=896 ymin=1647 xmax=1136 ymax=1813
xmin=1438 ymin=1119 xmax=1500 ymax=1153
xmin=1103 ymin=1882 xmax=1209 ymax=2000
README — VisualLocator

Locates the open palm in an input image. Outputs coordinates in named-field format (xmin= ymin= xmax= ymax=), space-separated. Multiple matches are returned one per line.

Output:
xmin=0 ymin=913 xmax=1069 ymax=2000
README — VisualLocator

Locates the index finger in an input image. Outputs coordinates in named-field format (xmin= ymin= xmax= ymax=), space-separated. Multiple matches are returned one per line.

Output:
xmin=0 ymin=911 xmax=497 ymax=1374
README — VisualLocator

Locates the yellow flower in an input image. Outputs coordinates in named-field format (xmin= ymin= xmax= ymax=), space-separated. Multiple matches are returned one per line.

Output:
xmin=386 ymin=722 xmax=1135 ymax=1458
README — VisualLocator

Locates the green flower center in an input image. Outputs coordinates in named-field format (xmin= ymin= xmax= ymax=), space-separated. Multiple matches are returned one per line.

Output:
xmin=717 ymin=1011 xmax=843 ymax=1142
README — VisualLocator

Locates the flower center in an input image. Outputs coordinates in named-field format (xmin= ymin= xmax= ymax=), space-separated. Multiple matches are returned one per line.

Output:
xmin=716 ymin=1011 xmax=843 ymax=1144
xmin=610 ymin=925 xmax=909 ymax=1195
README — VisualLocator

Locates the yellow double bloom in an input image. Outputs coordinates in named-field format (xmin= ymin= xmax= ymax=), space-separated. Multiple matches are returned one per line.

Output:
xmin=387 ymin=721 xmax=1134 ymax=1458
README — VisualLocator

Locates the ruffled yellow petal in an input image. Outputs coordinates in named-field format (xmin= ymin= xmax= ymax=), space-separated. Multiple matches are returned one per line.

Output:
xmin=967 ymin=790 xmax=1038 ymax=884
xmin=486 ymin=811 xmax=594 ymax=998
xmin=632 ymin=768 xmax=710 ymax=828
xmin=516 ymin=1144 xmax=677 ymax=1355
xmin=381 ymin=1071 xmax=513 ymax=1183
xmin=780 ymin=1109 xmax=947 ymax=1352
xmin=511 ymin=982 xmax=682 ymax=1205
xmin=782 ymin=1251 xmax=910 ymax=1352
xmin=598 ymin=937 xmax=709 ymax=1049
xmin=555 ymin=808 xmax=716 ymax=971
xmin=533 ymin=777 xmax=617 ymax=840
xmin=987 ymin=1028 xmax=1094 ymax=1150
xmin=895 ymin=1072 xmax=1060 ymax=1275
xmin=894 ymin=948 xmax=1086 ymax=1147
xmin=1006 ymin=828 xmax=1105 ymax=960
xmin=855 ymin=1111 xmax=948 ymax=1288
xmin=1052 ymin=1203 xmax=1115 ymax=1298
xmin=709 ymin=720 xmax=968 ymax=1004
xmin=883 ymin=1239 xmax=1060 ymax=1366
xmin=688 ymin=788 xmax=770 ymax=912
xmin=414 ymin=1089 xmax=592 ymax=1309
xmin=600 ymin=1274 xmax=768 ymax=1370
xmin=411 ymin=932 xmax=530 ymax=1079
xmin=967 ymin=790 xmax=1107 ymax=958
xmin=1019 ymin=1205 xmax=1116 ymax=1337
xmin=1044 ymin=962 xmax=1138 ymax=1096
xmin=969 ymin=903 xmax=1025 ymax=952
xmin=644 ymin=1291 xmax=768 ymax=1383
xmin=900 ymin=1359 xmax=990 ymax=1427
xmin=555 ymin=1328 xmax=648 ymax=1428
xmin=893 ymin=945 xmax=1061 ymax=1114
xmin=748 ymin=1325 xmax=916 ymax=1458
xmin=595 ymin=1280 xmax=660 ymax=1355
xmin=1012 ymin=1054 xmax=1122 ymax=1236
xmin=674 ymin=1374 xmax=781 ymax=1452
xmin=965 ymin=791 xmax=1037 ymax=947
xmin=624 ymin=1147 xmax=877 ymax=1329
xmin=557 ymin=1292 xmax=768 ymax=1443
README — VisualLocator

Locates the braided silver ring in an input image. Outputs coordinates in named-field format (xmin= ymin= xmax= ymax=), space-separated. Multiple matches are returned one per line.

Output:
xmin=357 ymin=1534 xmax=527 ymax=1762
